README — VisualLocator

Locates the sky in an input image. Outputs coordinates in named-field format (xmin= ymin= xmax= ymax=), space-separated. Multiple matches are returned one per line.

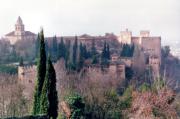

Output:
xmin=0 ymin=0 xmax=179 ymax=45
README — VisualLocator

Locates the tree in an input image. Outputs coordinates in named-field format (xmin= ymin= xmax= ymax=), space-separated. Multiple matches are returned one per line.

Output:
xmin=162 ymin=46 xmax=170 ymax=58
xmin=58 ymin=37 xmax=66 ymax=59
xmin=32 ymin=29 xmax=47 ymax=115
xmin=65 ymin=93 xmax=85 ymax=119
xmin=51 ymin=36 xmax=58 ymax=60
xmin=101 ymin=41 xmax=110 ymax=66
xmin=72 ymin=36 xmax=78 ymax=69
xmin=40 ymin=68 xmax=49 ymax=114
xmin=47 ymin=56 xmax=58 ymax=119
xmin=121 ymin=44 xmax=134 ymax=57
xmin=92 ymin=55 xmax=98 ymax=64
xmin=107 ymin=44 xmax=110 ymax=60
xmin=65 ymin=40 xmax=71 ymax=69
xmin=78 ymin=43 xmax=84 ymax=71
xmin=19 ymin=57 xmax=24 ymax=66
xmin=82 ymin=44 xmax=88 ymax=59
xmin=91 ymin=39 xmax=97 ymax=57
xmin=35 ymin=33 xmax=40 ymax=58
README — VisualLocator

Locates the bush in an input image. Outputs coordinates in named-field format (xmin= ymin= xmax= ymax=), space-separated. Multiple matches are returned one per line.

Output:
xmin=139 ymin=83 xmax=151 ymax=92
xmin=65 ymin=93 xmax=85 ymax=119
xmin=0 ymin=65 xmax=17 ymax=74
xmin=4 ymin=115 xmax=48 ymax=119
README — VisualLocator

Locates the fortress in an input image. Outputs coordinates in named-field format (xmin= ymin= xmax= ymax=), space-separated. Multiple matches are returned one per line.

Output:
xmin=118 ymin=29 xmax=161 ymax=59
xmin=3 ymin=17 xmax=161 ymax=97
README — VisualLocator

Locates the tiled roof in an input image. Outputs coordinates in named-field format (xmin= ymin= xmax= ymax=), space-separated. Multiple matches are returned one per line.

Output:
xmin=5 ymin=31 xmax=14 ymax=36
xmin=5 ymin=31 xmax=36 ymax=36
xmin=25 ymin=31 xmax=36 ymax=36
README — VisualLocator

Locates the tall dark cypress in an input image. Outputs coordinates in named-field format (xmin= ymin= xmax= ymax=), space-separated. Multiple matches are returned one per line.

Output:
xmin=35 ymin=33 xmax=40 ymax=58
xmin=78 ymin=42 xmax=84 ymax=70
xmin=107 ymin=44 xmax=110 ymax=60
xmin=101 ymin=41 xmax=107 ymax=66
xmin=82 ymin=44 xmax=88 ymax=59
xmin=72 ymin=36 xmax=78 ymax=68
xmin=19 ymin=57 xmax=24 ymax=66
xmin=58 ymin=37 xmax=66 ymax=59
xmin=32 ymin=29 xmax=47 ymax=115
xmin=46 ymin=56 xmax=58 ymax=119
xmin=51 ymin=36 xmax=58 ymax=59
xmin=65 ymin=40 xmax=71 ymax=69
xmin=91 ymin=38 xmax=97 ymax=57
xmin=101 ymin=41 xmax=110 ymax=66
xmin=40 ymin=70 xmax=49 ymax=114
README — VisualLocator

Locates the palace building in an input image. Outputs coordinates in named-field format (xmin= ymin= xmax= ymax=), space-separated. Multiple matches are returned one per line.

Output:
xmin=5 ymin=16 xmax=36 ymax=45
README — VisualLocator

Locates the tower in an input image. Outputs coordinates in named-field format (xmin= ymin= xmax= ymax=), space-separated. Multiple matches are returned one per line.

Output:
xmin=5 ymin=16 xmax=36 ymax=44
xmin=15 ymin=16 xmax=25 ymax=36
xmin=118 ymin=29 xmax=132 ymax=44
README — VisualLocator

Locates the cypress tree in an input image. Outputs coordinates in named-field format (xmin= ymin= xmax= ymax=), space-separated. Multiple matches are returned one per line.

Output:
xmin=52 ymin=36 xmax=58 ymax=60
xmin=101 ymin=41 xmax=106 ymax=66
xmin=121 ymin=44 xmax=134 ymax=57
xmin=65 ymin=40 xmax=71 ymax=69
xmin=72 ymin=36 xmax=78 ymax=69
xmin=92 ymin=55 xmax=98 ymax=64
xmin=46 ymin=56 xmax=58 ymax=119
xmin=78 ymin=42 xmax=84 ymax=70
xmin=101 ymin=41 xmax=110 ymax=66
xmin=91 ymin=38 xmax=97 ymax=57
xmin=82 ymin=44 xmax=88 ymax=59
xmin=107 ymin=44 xmax=110 ymax=60
xmin=45 ymin=40 xmax=49 ymax=57
xmin=19 ymin=57 xmax=24 ymax=66
xmin=58 ymin=37 xmax=66 ymax=59
xmin=40 ymin=73 xmax=49 ymax=114
xmin=32 ymin=29 xmax=47 ymax=115
xmin=35 ymin=33 xmax=40 ymax=58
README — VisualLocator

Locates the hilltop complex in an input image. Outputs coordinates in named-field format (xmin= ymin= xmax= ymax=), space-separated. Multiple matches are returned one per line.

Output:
xmin=2 ymin=17 xmax=161 ymax=97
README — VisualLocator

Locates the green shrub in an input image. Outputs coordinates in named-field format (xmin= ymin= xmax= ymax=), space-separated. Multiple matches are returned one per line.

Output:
xmin=65 ymin=93 xmax=85 ymax=119
xmin=0 ymin=65 xmax=17 ymax=74
xmin=139 ymin=83 xmax=151 ymax=92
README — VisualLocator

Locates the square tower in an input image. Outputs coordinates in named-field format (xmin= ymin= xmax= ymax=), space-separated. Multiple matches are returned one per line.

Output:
xmin=118 ymin=29 xmax=132 ymax=44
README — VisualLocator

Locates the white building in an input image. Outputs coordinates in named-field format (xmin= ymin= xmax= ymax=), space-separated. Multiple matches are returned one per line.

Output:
xmin=5 ymin=16 xmax=36 ymax=45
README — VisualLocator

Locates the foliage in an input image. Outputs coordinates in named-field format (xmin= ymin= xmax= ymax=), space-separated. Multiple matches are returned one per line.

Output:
xmin=91 ymin=39 xmax=97 ymax=57
xmin=72 ymin=36 xmax=78 ymax=70
xmin=120 ymin=86 xmax=133 ymax=110
xmin=152 ymin=107 xmax=166 ymax=118
xmin=92 ymin=55 xmax=98 ymax=64
xmin=77 ymin=43 xmax=84 ymax=71
xmin=35 ymin=34 xmax=40 ymax=58
xmin=139 ymin=83 xmax=151 ymax=92
xmin=40 ymin=71 xmax=49 ymax=114
xmin=161 ymin=46 xmax=170 ymax=58
xmin=125 ymin=67 xmax=133 ymax=80
xmin=19 ymin=57 xmax=24 ymax=66
xmin=101 ymin=41 xmax=110 ymax=66
xmin=50 ymin=36 xmax=58 ymax=61
xmin=151 ymin=78 xmax=165 ymax=92
xmin=65 ymin=93 xmax=85 ymax=119
xmin=0 ymin=65 xmax=17 ymax=74
xmin=32 ymin=29 xmax=47 ymax=115
xmin=46 ymin=56 xmax=58 ymax=119
xmin=57 ymin=37 xmax=66 ymax=60
xmin=0 ymin=74 xmax=30 ymax=118
xmin=121 ymin=44 xmax=134 ymax=57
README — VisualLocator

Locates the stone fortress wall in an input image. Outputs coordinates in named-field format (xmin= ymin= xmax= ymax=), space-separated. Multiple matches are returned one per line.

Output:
xmin=117 ymin=29 xmax=161 ymax=76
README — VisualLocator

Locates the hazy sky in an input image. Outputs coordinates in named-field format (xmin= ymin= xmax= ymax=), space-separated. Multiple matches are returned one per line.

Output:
xmin=0 ymin=0 xmax=179 ymax=45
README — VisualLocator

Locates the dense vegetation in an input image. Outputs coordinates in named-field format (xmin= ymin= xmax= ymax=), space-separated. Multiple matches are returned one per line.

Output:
xmin=0 ymin=30 xmax=179 ymax=119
